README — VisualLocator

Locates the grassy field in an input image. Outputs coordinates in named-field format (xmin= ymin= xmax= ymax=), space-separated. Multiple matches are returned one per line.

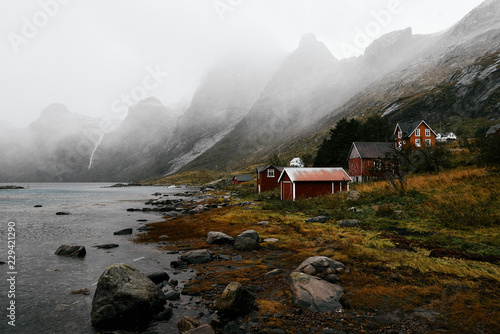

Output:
xmin=136 ymin=167 xmax=499 ymax=333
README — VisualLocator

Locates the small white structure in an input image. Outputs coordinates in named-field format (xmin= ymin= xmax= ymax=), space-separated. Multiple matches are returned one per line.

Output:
xmin=436 ymin=132 xmax=458 ymax=142
xmin=290 ymin=157 xmax=305 ymax=168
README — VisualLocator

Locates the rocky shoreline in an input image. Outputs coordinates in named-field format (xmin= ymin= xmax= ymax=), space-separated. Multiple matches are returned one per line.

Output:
xmin=82 ymin=188 xmax=451 ymax=334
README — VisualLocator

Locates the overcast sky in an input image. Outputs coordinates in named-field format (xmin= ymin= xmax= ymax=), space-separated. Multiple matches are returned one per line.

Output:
xmin=0 ymin=0 xmax=486 ymax=128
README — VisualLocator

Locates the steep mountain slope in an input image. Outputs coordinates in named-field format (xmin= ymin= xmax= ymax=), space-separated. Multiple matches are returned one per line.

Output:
xmin=0 ymin=104 xmax=107 ymax=181
xmin=87 ymin=97 xmax=179 ymax=181
xmin=2 ymin=1 xmax=500 ymax=182
xmin=160 ymin=50 xmax=285 ymax=174
xmin=179 ymin=34 xmax=350 ymax=171
xmin=380 ymin=51 xmax=500 ymax=130
xmin=183 ymin=0 xmax=500 ymax=172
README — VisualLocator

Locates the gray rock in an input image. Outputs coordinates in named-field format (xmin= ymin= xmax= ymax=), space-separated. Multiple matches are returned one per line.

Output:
xmin=185 ymin=324 xmax=216 ymax=334
xmin=257 ymin=221 xmax=270 ymax=225
xmin=289 ymin=272 xmax=344 ymax=313
xmin=206 ymin=231 xmax=234 ymax=245
xmin=337 ymin=219 xmax=360 ymax=228
xmin=263 ymin=238 xmax=279 ymax=243
xmin=295 ymin=256 xmax=345 ymax=283
xmin=216 ymin=282 xmax=255 ymax=317
xmin=236 ymin=230 xmax=259 ymax=242
xmin=93 ymin=244 xmax=119 ymax=249
xmin=56 ymin=211 xmax=70 ymax=215
xmin=306 ymin=216 xmax=330 ymax=223
xmin=91 ymin=264 xmax=166 ymax=330
xmin=348 ymin=190 xmax=362 ymax=201
xmin=54 ymin=245 xmax=86 ymax=258
xmin=180 ymin=249 xmax=214 ymax=264
xmin=147 ymin=271 xmax=170 ymax=285
xmin=164 ymin=290 xmax=181 ymax=300
xmin=233 ymin=237 xmax=259 ymax=251
xmin=264 ymin=269 xmax=283 ymax=278
xmin=178 ymin=315 xmax=200 ymax=333
xmin=155 ymin=306 xmax=173 ymax=321
xmin=113 ymin=228 xmax=133 ymax=235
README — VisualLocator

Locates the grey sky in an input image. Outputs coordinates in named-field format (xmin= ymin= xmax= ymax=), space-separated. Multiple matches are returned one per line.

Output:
xmin=0 ymin=0 xmax=485 ymax=127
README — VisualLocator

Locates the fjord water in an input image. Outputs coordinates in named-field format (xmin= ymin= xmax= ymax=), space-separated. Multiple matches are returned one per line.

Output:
xmin=0 ymin=183 xmax=193 ymax=333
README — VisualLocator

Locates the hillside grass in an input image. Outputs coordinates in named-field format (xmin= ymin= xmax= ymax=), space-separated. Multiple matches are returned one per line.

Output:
xmin=136 ymin=167 xmax=499 ymax=333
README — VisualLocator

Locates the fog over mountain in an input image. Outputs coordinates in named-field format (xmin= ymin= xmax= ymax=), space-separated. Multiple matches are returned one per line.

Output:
xmin=1 ymin=0 xmax=499 ymax=182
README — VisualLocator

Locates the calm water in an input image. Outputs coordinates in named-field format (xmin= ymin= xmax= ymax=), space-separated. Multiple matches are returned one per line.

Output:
xmin=0 ymin=183 xmax=201 ymax=334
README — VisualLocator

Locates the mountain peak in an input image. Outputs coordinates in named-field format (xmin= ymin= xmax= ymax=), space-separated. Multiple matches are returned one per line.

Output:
xmin=293 ymin=33 xmax=336 ymax=63
xmin=299 ymin=33 xmax=319 ymax=48
xmin=447 ymin=0 xmax=500 ymax=40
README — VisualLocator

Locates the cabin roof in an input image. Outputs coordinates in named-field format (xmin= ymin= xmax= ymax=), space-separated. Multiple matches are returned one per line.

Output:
xmin=256 ymin=165 xmax=285 ymax=173
xmin=278 ymin=168 xmax=351 ymax=183
xmin=351 ymin=142 xmax=393 ymax=159
xmin=233 ymin=174 xmax=253 ymax=182
xmin=393 ymin=120 xmax=436 ymax=139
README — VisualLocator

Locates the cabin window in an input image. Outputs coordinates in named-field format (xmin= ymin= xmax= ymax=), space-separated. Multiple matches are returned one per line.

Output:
xmin=373 ymin=159 xmax=382 ymax=170
xmin=398 ymin=131 xmax=402 ymax=138
xmin=425 ymin=139 xmax=432 ymax=147
xmin=415 ymin=139 xmax=421 ymax=147
xmin=425 ymin=129 xmax=430 ymax=137
xmin=415 ymin=129 xmax=420 ymax=136
xmin=267 ymin=169 xmax=275 ymax=177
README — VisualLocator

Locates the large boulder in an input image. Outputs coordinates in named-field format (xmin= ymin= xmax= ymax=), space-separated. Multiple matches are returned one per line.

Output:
xmin=295 ymin=256 xmax=345 ymax=283
xmin=289 ymin=272 xmax=344 ymax=313
xmin=236 ymin=230 xmax=259 ymax=242
xmin=180 ymin=249 xmax=214 ymax=264
xmin=147 ymin=271 xmax=170 ymax=285
xmin=55 ymin=245 xmax=86 ymax=258
xmin=233 ymin=237 xmax=259 ymax=252
xmin=178 ymin=315 xmax=200 ymax=333
xmin=206 ymin=231 xmax=234 ymax=245
xmin=113 ymin=228 xmax=133 ymax=235
xmin=91 ymin=264 xmax=166 ymax=330
xmin=305 ymin=216 xmax=330 ymax=223
xmin=347 ymin=190 xmax=362 ymax=201
xmin=216 ymin=282 xmax=255 ymax=317
xmin=185 ymin=324 xmax=216 ymax=334
xmin=337 ymin=219 xmax=360 ymax=228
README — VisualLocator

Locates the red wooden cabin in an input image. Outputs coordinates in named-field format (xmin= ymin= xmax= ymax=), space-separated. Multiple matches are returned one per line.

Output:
xmin=277 ymin=168 xmax=351 ymax=201
xmin=348 ymin=142 xmax=393 ymax=183
xmin=232 ymin=174 xmax=253 ymax=185
xmin=393 ymin=120 xmax=437 ymax=149
xmin=256 ymin=165 xmax=284 ymax=193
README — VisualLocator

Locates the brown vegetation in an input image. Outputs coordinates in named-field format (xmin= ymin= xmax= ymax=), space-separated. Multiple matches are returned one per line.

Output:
xmin=136 ymin=167 xmax=500 ymax=333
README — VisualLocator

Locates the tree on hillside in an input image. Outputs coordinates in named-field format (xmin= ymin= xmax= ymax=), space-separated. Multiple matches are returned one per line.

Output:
xmin=377 ymin=144 xmax=416 ymax=196
xmin=465 ymin=131 xmax=500 ymax=172
xmin=313 ymin=115 xmax=393 ymax=168
xmin=313 ymin=118 xmax=361 ymax=168
xmin=413 ymin=144 xmax=451 ymax=174
xmin=362 ymin=115 xmax=392 ymax=142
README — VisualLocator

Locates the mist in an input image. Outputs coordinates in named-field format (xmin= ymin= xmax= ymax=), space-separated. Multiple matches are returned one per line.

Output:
xmin=0 ymin=0 xmax=484 ymax=128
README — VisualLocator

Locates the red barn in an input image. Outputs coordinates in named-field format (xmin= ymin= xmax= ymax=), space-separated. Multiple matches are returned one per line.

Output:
xmin=277 ymin=168 xmax=351 ymax=201
xmin=256 ymin=165 xmax=284 ymax=193
xmin=232 ymin=174 xmax=253 ymax=185
xmin=348 ymin=142 xmax=393 ymax=183
xmin=393 ymin=120 xmax=437 ymax=149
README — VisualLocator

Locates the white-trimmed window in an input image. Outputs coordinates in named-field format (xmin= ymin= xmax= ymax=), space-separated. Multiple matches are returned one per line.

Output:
xmin=398 ymin=131 xmax=402 ymax=138
xmin=425 ymin=139 xmax=432 ymax=147
xmin=425 ymin=129 xmax=431 ymax=137
xmin=415 ymin=139 xmax=421 ymax=147
xmin=267 ymin=169 xmax=275 ymax=177
xmin=415 ymin=129 xmax=420 ymax=136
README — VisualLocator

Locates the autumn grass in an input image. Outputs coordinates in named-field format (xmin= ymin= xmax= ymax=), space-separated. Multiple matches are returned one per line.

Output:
xmin=136 ymin=167 xmax=500 ymax=333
